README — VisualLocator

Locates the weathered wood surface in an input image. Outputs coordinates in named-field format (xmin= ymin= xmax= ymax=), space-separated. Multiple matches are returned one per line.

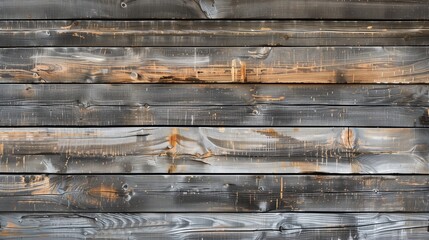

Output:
xmin=0 ymin=0 xmax=428 ymax=20
xmin=0 ymin=213 xmax=427 ymax=239
xmin=0 ymin=127 xmax=428 ymax=174
xmin=0 ymin=20 xmax=428 ymax=47
xmin=3 ymin=84 xmax=429 ymax=106
xmin=0 ymin=84 xmax=429 ymax=127
xmin=0 ymin=175 xmax=426 ymax=212
xmin=0 ymin=84 xmax=428 ymax=127
xmin=1 ymin=47 xmax=428 ymax=84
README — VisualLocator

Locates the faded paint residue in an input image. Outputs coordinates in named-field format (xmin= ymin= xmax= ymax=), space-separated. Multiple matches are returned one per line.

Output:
xmin=240 ymin=61 xmax=247 ymax=82
xmin=169 ymin=128 xmax=179 ymax=149
xmin=290 ymin=162 xmax=321 ymax=172
xmin=256 ymin=129 xmax=281 ymax=138
xmin=168 ymin=164 xmax=177 ymax=173
xmin=252 ymin=94 xmax=285 ymax=101
xmin=0 ymin=222 xmax=21 ymax=237
xmin=351 ymin=162 xmax=362 ymax=173
xmin=88 ymin=185 xmax=120 ymax=201
xmin=341 ymin=128 xmax=356 ymax=149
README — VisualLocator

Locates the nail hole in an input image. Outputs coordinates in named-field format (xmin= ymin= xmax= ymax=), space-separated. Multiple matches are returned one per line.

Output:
xmin=252 ymin=109 xmax=260 ymax=115
xmin=120 ymin=2 xmax=127 ymax=8
xmin=130 ymin=71 xmax=139 ymax=80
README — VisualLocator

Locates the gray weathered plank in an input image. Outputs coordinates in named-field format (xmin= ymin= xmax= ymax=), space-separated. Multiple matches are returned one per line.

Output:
xmin=0 ymin=127 xmax=428 ymax=174
xmin=0 ymin=105 xmax=425 ymax=127
xmin=2 ymin=84 xmax=429 ymax=106
xmin=1 ymin=47 xmax=428 ymax=84
xmin=0 ymin=174 xmax=426 ymax=212
xmin=0 ymin=20 xmax=427 ymax=47
xmin=0 ymin=213 xmax=427 ymax=239
xmin=0 ymin=84 xmax=427 ymax=126
xmin=0 ymin=84 xmax=429 ymax=127
xmin=0 ymin=0 xmax=427 ymax=20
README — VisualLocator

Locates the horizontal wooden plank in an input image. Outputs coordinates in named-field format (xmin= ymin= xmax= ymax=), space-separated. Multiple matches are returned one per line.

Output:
xmin=0 ymin=213 xmax=427 ymax=239
xmin=0 ymin=84 xmax=427 ymax=127
xmin=1 ymin=47 xmax=428 ymax=84
xmin=0 ymin=0 xmax=427 ymax=20
xmin=0 ymin=174 xmax=426 ymax=212
xmin=0 ymin=21 xmax=428 ymax=47
xmin=2 ymin=84 xmax=429 ymax=106
xmin=0 ymin=104 xmax=425 ymax=127
xmin=1 ymin=127 xmax=428 ymax=174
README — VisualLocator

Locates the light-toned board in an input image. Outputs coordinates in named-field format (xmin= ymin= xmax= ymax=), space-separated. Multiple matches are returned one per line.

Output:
xmin=0 ymin=21 xmax=427 ymax=47
xmin=0 ymin=47 xmax=428 ymax=84
xmin=0 ymin=213 xmax=427 ymax=239
xmin=0 ymin=127 xmax=428 ymax=174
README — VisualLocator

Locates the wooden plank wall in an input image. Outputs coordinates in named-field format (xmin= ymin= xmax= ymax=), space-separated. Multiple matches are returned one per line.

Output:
xmin=0 ymin=0 xmax=428 ymax=239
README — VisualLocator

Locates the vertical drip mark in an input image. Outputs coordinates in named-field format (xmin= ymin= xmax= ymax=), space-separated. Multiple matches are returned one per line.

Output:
xmin=194 ymin=48 xmax=198 ymax=78
xmin=231 ymin=59 xmax=236 ymax=82
xmin=240 ymin=61 xmax=247 ymax=82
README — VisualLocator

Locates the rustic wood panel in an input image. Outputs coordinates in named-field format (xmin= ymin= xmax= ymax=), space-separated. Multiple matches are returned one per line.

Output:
xmin=0 ymin=84 xmax=429 ymax=127
xmin=2 ymin=84 xmax=429 ymax=106
xmin=0 ymin=127 xmax=428 ymax=174
xmin=0 ymin=105 xmax=425 ymax=127
xmin=1 ymin=47 xmax=428 ymax=84
xmin=0 ymin=20 xmax=427 ymax=47
xmin=0 ymin=0 xmax=427 ymax=20
xmin=0 ymin=84 xmax=427 ymax=126
xmin=0 ymin=213 xmax=427 ymax=239
xmin=0 ymin=174 xmax=426 ymax=212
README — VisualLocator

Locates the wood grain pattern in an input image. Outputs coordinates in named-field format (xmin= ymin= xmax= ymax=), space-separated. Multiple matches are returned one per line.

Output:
xmin=0 ymin=0 xmax=427 ymax=20
xmin=0 ymin=84 xmax=427 ymax=127
xmin=0 ymin=174 xmax=426 ymax=212
xmin=0 ymin=213 xmax=427 ymax=239
xmin=0 ymin=20 xmax=427 ymax=47
xmin=0 ymin=84 xmax=429 ymax=127
xmin=1 ymin=47 xmax=428 ymax=84
xmin=0 ymin=127 xmax=428 ymax=174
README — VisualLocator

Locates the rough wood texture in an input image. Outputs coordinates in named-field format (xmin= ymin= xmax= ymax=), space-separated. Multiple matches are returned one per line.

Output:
xmin=0 ymin=174 xmax=426 ymax=212
xmin=0 ymin=84 xmax=427 ymax=127
xmin=0 ymin=213 xmax=427 ymax=239
xmin=0 ymin=21 xmax=427 ymax=47
xmin=1 ymin=47 xmax=428 ymax=84
xmin=0 ymin=0 xmax=427 ymax=20
xmin=0 ymin=127 xmax=428 ymax=174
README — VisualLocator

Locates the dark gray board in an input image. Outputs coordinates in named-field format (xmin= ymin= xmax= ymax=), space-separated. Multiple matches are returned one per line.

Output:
xmin=0 ymin=84 xmax=427 ymax=127
xmin=0 ymin=174 xmax=426 ymax=212
xmin=0 ymin=84 xmax=428 ymax=127
xmin=0 ymin=0 xmax=428 ymax=20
